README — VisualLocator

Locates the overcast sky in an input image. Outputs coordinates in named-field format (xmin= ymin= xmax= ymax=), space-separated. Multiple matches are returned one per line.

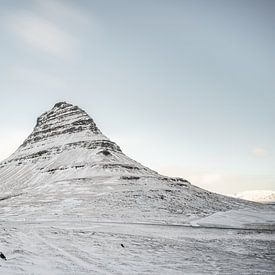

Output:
xmin=0 ymin=0 xmax=274 ymax=195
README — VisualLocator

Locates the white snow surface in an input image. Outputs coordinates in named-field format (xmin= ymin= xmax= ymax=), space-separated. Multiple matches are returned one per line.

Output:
xmin=0 ymin=102 xmax=274 ymax=274
xmin=191 ymin=207 xmax=275 ymax=229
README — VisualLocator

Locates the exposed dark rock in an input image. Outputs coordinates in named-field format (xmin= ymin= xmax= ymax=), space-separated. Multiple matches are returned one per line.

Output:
xmin=0 ymin=252 xmax=7 ymax=261
xmin=72 ymin=119 xmax=95 ymax=126
xmin=0 ymin=193 xmax=22 ymax=201
xmin=120 ymin=176 xmax=140 ymax=180
xmin=98 ymin=150 xmax=111 ymax=156
xmin=74 ymin=165 xmax=85 ymax=169
xmin=21 ymin=102 xmax=102 ymax=148
xmin=102 ymin=163 xmax=141 ymax=171
xmin=54 ymin=101 xmax=71 ymax=108
xmin=161 ymin=176 xmax=190 ymax=186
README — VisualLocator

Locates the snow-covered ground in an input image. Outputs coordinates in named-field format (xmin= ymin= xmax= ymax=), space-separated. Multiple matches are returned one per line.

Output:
xmin=191 ymin=207 xmax=275 ymax=230
xmin=0 ymin=102 xmax=274 ymax=274
xmin=0 ymin=216 xmax=274 ymax=274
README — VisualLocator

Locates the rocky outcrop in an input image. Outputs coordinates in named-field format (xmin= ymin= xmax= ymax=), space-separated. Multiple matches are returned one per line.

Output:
xmin=21 ymin=102 xmax=101 ymax=147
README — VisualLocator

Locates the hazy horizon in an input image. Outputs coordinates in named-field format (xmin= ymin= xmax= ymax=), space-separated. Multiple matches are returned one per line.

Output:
xmin=0 ymin=0 xmax=274 ymax=195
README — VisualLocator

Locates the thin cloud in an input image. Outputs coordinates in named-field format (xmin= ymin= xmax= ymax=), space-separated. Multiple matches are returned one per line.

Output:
xmin=252 ymin=148 xmax=269 ymax=158
xmin=6 ymin=13 xmax=75 ymax=58
xmin=10 ymin=66 xmax=65 ymax=87
xmin=33 ymin=0 xmax=91 ymax=25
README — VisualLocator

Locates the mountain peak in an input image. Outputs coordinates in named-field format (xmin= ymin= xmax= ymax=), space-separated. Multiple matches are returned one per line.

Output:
xmin=4 ymin=102 xmax=124 ymax=169
xmin=24 ymin=102 xmax=102 ymax=148
xmin=53 ymin=101 xmax=72 ymax=108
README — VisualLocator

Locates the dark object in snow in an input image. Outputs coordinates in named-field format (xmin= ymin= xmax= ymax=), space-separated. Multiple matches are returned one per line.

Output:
xmin=100 ymin=150 xmax=111 ymax=156
xmin=121 ymin=244 xmax=125 ymax=248
xmin=120 ymin=176 xmax=140 ymax=180
xmin=0 ymin=252 xmax=7 ymax=260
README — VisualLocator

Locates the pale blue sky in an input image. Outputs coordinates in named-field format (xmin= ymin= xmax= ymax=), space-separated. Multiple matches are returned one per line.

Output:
xmin=0 ymin=0 xmax=274 ymax=194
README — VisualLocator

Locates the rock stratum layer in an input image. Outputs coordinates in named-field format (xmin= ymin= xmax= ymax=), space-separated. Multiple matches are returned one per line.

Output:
xmin=0 ymin=102 xmax=252 ymax=223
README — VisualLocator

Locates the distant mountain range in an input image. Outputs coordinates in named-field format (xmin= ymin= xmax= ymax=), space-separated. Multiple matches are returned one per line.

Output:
xmin=235 ymin=190 xmax=275 ymax=203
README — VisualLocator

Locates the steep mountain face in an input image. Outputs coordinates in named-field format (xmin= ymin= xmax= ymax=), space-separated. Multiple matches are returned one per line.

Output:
xmin=0 ymin=102 xmax=156 ymax=192
xmin=0 ymin=102 xmax=252 ymax=223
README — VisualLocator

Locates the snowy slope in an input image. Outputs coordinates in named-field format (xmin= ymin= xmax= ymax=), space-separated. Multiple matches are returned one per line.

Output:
xmin=235 ymin=190 xmax=275 ymax=203
xmin=191 ymin=207 xmax=275 ymax=229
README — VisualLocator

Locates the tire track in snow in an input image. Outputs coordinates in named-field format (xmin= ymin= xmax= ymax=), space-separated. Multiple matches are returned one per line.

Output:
xmin=30 ymin=229 xmax=109 ymax=274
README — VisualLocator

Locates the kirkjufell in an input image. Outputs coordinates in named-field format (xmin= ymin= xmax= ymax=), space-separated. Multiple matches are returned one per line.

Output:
xmin=0 ymin=102 xmax=274 ymax=274
xmin=0 ymin=101 xmax=248 ymax=222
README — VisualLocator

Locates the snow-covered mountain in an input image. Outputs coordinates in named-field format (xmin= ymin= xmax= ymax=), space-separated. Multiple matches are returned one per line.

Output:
xmin=235 ymin=190 xmax=275 ymax=203
xmin=1 ymin=102 xmax=274 ymax=274
xmin=0 ymin=102 xmax=254 ymax=224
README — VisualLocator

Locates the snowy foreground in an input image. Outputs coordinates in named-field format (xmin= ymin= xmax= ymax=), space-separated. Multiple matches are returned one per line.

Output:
xmin=0 ymin=209 xmax=274 ymax=274
xmin=0 ymin=200 xmax=274 ymax=274
xmin=1 ymin=102 xmax=274 ymax=274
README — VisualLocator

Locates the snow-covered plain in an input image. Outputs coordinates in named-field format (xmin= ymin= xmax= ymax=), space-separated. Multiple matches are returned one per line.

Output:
xmin=0 ymin=217 xmax=274 ymax=274
xmin=0 ymin=102 xmax=274 ymax=274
